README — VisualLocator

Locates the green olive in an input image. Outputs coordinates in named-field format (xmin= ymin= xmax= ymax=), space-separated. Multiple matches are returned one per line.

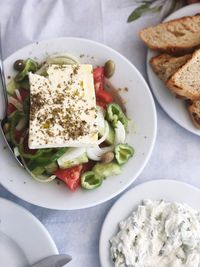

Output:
xmin=104 ymin=60 xmax=115 ymax=78
xmin=13 ymin=60 xmax=25 ymax=71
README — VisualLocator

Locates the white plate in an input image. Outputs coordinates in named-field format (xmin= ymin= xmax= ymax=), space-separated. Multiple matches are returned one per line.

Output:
xmin=147 ymin=3 xmax=200 ymax=135
xmin=99 ymin=179 xmax=200 ymax=267
xmin=0 ymin=37 xmax=156 ymax=210
xmin=0 ymin=198 xmax=58 ymax=267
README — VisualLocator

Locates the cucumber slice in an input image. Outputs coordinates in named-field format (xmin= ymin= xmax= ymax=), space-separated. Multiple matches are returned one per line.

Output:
xmin=92 ymin=162 xmax=121 ymax=179
xmin=45 ymin=162 xmax=58 ymax=174
xmin=58 ymin=149 xmax=88 ymax=169
xmin=32 ymin=166 xmax=45 ymax=176
xmin=29 ymin=165 xmax=57 ymax=182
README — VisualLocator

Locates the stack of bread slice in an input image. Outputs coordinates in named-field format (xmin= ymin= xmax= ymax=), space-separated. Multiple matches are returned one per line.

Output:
xmin=140 ymin=14 xmax=200 ymax=129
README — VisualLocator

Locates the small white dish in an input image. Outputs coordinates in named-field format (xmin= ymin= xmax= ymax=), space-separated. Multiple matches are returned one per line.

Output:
xmin=0 ymin=37 xmax=156 ymax=210
xmin=147 ymin=3 xmax=200 ymax=135
xmin=99 ymin=179 xmax=200 ymax=267
xmin=0 ymin=198 xmax=58 ymax=267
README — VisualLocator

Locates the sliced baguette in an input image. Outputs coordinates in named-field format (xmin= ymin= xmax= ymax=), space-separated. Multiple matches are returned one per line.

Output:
xmin=166 ymin=48 xmax=200 ymax=100
xmin=140 ymin=14 xmax=200 ymax=55
xmin=187 ymin=100 xmax=200 ymax=129
xmin=150 ymin=54 xmax=191 ymax=82
xmin=149 ymin=52 xmax=200 ymax=129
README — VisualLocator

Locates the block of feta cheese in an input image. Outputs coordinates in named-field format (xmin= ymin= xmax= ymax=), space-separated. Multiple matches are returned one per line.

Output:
xmin=28 ymin=64 xmax=98 ymax=149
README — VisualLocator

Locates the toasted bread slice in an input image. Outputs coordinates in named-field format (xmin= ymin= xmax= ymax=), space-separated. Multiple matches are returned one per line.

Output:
xmin=150 ymin=54 xmax=191 ymax=82
xmin=187 ymin=100 xmax=200 ymax=129
xmin=140 ymin=14 xmax=200 ymax=55
xmin=166 ymin=48 xmax=200 ymax=100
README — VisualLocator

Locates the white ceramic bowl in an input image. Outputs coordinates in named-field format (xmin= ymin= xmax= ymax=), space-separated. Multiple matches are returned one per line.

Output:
xmin=99 ymin=179 xmax=200 ymax=267
xmin=0 ymin=37 xmax=157 ymax=210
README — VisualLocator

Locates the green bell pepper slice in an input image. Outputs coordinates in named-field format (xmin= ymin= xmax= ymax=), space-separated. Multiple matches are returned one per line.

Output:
xmin=81 ymin=171 xmax=102 ymax=190
xmin=15 ymin=58 xmax=38 ymax=82
xmin=114 ymin=144 xmax=134 ymax=165
xmin=106 ymin=103 xmax=128 ymax=130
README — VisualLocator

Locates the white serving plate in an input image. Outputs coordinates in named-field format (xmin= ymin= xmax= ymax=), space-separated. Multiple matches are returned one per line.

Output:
xmin=147 ymin=3 xmax=200 ymax=135
xmin=0 ymin=37 xmax=156 ymax=209
xmin=0 ymin=198 xmax=58 ymax=267
xmin=99 ymin=179 xmax=200 ymax=267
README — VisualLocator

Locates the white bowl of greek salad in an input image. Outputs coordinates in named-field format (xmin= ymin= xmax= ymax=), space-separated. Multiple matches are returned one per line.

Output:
xmin=0 ymin=38 xmax=156 ymax=210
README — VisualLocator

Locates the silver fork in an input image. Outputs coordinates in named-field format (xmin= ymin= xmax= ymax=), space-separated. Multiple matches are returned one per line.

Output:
xmin=0 ymin=28 xmax=24 ymax=168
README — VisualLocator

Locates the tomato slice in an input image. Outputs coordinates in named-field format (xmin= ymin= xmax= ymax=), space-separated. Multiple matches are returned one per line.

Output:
xmin=93 ymin=67 xmax=113 ymax=106
xmin=93 ymin=67 xmax=104 ymax=83
xmin=54 ymin=165 xmax=83 ymax=192
xmin=18 ymin=88 xmax=29 ymax=102
xmin=7 ymin=103 xmax=16 ymax=116
xmin=93 ymin=67 xmax=104 ymax=93
xmin=96 ymin=100 xmax=107 ymax=109
xmin=97 ymin=90 xmax=113 ymax=103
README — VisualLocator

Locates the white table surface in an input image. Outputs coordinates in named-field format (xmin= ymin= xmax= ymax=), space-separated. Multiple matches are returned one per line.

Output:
xmin=1 ymin=0 xmax=200 ymax=266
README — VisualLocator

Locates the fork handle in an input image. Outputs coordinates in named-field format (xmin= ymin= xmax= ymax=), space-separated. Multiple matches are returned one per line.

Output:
xmin=0 ymin=28 xmax=8 ymax=106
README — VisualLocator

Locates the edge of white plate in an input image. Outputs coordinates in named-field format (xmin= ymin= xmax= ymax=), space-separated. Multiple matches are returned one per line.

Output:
xmin=0 ymin=197 xmax=58 ymax=261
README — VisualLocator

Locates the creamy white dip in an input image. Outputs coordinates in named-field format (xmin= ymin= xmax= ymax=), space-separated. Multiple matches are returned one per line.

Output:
xmin=110 ymin=200 xmax=200 ymax=267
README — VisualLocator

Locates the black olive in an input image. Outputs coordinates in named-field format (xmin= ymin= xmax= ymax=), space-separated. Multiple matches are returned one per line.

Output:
xmin=13 ymin=60 xmax=25 ymax=71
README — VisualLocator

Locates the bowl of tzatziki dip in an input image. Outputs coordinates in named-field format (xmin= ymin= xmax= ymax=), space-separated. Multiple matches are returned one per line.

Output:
xmin=99 ymin=179 xmax=200 ymax=267
xmin=110 ymin=199 xmax=200 ymax=267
